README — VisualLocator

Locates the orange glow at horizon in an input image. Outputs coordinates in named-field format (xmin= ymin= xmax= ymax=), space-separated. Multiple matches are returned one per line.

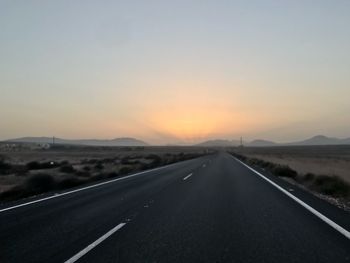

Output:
xmin=148 ymin=108 xmax=250 ymax=142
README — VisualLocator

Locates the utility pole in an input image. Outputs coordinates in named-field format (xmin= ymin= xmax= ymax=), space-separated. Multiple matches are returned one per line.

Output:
xmin=52 ymin=136 xmax=55 ymax=145
xmin=240 ymin=136 xmax=243 ymax=147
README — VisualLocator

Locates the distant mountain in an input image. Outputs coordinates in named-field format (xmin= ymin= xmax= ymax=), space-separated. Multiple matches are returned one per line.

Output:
xmin=196 ymin=139 xmax=240 ymax=147
xmin=5 ymin=135 xmax=350 ymax=147
xmin=195 ymin=135 xmax=350 ymax=147
xmin=6 ymin=137 xmax=149 ymax=147
xmin=248 ymin=139 xmax=277 ymax=147
xmin=288 ymin=135 xmax=348 ymax=146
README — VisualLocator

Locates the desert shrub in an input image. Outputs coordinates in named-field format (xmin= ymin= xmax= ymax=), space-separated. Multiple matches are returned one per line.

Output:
xmin=58 ymin=176 xmax=85 ymax=189
xmin=240 ymin=155 xmax=247 ymax=162
xmin=145 ymin=154 xmax=159 ymax=160
xmin=163 ymin=156 xmax=175 ymax=165
xmin=303 ymin=173 xmax=315 ymax=182
xmin=26 ymin=161 xmax=41 ymax=170
xmin=102 ymin=158 xmax=115 ymax=163
xmin=149 ymin=155 xmax=162 ymax=167
xmin=230 ymin=153 xmax=247 ymax=162
xmin=83 ymin=166 xmax=91 ymax=172
xmin=86 ymin=159 xmax=98 ymax=164
xmin=91 ymin=172 xmax=119 ymax=180
xmin=25 ymin=174 xmax=56 ymax=193
xmin=131 ymin=159 xmax=141 ymax=165
xmin=229 ymin=152 xmax=350 ymax=199
xmin=59 ymin=165 xmax=76 ymax=173
xmin=131 ymin=154 xmax=143 ymax=159
xmin=247 ymin=158 xmax=275 ymax=169
xmin=272 ymin=165 xmax=298 ymax=179
xmin=139 ymin=162 xmax=151 ymax=170
xmin=94 ymin=163 xmax=104 ymax=170
xmin=0 ymin=173 xmax=85 ymax=202
xmin=26 ymin=161 xmax=59 ymax=170
xmin=259 ymin=160 xmax=274 ymax=169
xmin=310 ymin=175 xmax=350 ymax=197
xmin=75 ymin=170 xmax=91 ymax=177
xmin=91 ymin=174 xmax=104 ymax=180
xmin=107 ymin=172 xmax=119 ymax=178
xmin=0 ymin=160 xmax=12 ymax=174
xmin=247 ymin=158 xmax=258 ymax=165
xmin=0 ymin=159 xmax=28 ymax=176
xmin=119 ymin=166 xmax=134 ymax=175
xmin=14 ymin=165 xmax=29 ymax=176
xmin=234 ymin=153 xmax=297 ymax=179
xmin=0 ymin=186 xmax=25 ymax=201
xmin=121 ymin=156 xmax=139 ymax=165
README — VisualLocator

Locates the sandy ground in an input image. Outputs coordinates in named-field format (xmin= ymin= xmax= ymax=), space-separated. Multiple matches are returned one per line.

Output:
xmin=233 ymin=145 xmax=350 ymax=183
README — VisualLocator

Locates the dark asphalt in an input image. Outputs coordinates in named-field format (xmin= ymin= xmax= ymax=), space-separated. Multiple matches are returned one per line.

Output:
xmin=1 ymin=152 xmax=349 ymax=263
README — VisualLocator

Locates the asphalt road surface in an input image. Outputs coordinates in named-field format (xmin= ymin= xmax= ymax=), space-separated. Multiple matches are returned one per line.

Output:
xmin=1 ymin=152 xmax=349 ymax=263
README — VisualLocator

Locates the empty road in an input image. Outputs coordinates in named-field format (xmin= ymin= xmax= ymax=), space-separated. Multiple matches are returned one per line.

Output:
xmin=1 ymin=152 xmax=349 ymax=262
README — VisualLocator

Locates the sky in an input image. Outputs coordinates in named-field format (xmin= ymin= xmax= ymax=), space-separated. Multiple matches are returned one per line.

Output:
xmin=1 ymin=0 xmax=350 ymax=144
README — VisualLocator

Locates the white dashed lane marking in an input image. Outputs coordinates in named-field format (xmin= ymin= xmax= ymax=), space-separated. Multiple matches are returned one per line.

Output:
xmin=183 ymin=173 xmax=193 ymax=180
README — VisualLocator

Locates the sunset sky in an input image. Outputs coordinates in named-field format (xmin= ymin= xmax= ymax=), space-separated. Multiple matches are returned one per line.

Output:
xmin=1 ymin=1 xmax=350 ymax=144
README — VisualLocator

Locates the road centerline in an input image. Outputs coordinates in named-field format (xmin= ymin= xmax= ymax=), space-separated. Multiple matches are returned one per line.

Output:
xmin=64 ymin=222 xmax=126 ymax=263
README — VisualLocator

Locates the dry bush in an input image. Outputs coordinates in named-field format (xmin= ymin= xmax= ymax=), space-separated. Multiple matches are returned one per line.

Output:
xmin=58 ymin=176 xmax=86 ymax=189
xmin=94 ymin=162 xmax=104 ymax=170
xmin=26 ymin=161 xmax=60 ymax=170
xmin=230 ymin=152 xmax=350 ymax=198
xmin=119 ymin=166 xmax=134 ymax=175
xmin=59 ymin=164 xmax=76 ymax=173
xmin=310 ymin=175 xmax=349 ymax=197
xmin=0 ymin=160 xmax=13 ymax=175
xmin=271 ymin=165 xmax=298 ymax=179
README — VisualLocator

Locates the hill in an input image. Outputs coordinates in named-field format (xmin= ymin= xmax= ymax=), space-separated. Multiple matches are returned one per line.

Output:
xmin=288 ymin=135 xmax=350 ymax=146
xmin=196 ymin=139 xmax=240 ymax=147
xmin=248 ymin=139 xmax=277 ymax=147
xmin=196 ymin=135 xmax=350 ymax=147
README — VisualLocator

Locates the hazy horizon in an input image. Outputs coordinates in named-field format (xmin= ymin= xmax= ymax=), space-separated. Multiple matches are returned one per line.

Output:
xmin=1 ymin=1 xmax=350 ymax=144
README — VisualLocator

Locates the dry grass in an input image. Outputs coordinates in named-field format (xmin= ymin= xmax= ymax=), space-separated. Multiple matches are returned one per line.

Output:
xmin=233 ymin=145 xmax=350 ymax=183
xmin=230 ymin=146 xmax=350 ymax=210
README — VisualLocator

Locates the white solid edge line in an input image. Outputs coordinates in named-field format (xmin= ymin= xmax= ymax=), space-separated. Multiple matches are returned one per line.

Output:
xmin=232 ymin=156 xmax=350 ymax=240
xmin=183 ymin=173 xmax=193 ymax=180
xmin=0 ymin=160 xmax=187 ymax=213
xmin=64 ymin=222 xmax=126 ymax=263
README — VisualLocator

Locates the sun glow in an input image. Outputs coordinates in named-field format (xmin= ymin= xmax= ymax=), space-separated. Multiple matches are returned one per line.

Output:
xmin=149 ymin=109 xmax=245 ymax=143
